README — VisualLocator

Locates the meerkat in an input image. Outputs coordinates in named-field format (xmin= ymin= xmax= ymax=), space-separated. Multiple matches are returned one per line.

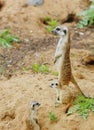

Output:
xmin=51 ymin=25 xmax=86 ymax=104
xmin=26 ymin=101 xmax=40 ymax=130
xmin=50 ymin=82 xmax=59 ymax=102
xmin=50 ymin=82 xmax=75 ymax=107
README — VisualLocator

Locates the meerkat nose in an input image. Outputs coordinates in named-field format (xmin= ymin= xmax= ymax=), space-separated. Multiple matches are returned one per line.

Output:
xmin=50 ymin=83 xmax=53 ymax=87
xmin=51 ymin=30 xmax=54 ymax=33
xmin=52 ymin=30 xmax=58 ymax=35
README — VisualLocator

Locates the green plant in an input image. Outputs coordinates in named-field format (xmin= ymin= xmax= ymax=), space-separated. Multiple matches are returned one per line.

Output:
xmin=22 ymin=66 xmax=29 ymax=71
xmin=31 ymin=63 xmax=49 ymax=73
xmin=49 ymin=111 xmax=57 ymax=121
xmin=77 ymin=2 xmax=94 ymax=28
xmin=0 ymin=28 xmax=20 ymax=48
xmin=67 ymin=95 xmax=94 ymax=119
xmin=44 ymin=16 xmax=51 ymax=24
xmin=51 ymin=71 xmax=58 ymax=76
xmin=44 ymin=17 xmax=58 ymax=33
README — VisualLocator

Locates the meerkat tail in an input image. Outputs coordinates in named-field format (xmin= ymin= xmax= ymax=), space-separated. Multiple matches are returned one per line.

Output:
xmin=71 ymin=75 xmax=85 ymax=96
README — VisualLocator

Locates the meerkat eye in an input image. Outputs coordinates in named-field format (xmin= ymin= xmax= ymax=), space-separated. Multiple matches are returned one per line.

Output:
xmin=33 ymin=104 xmax=35 ymax=107
xmin=36 ymin=103 xmax=40 ymax=106
xmin=63 ymin=29 xmax=67 ymax=34
xmin=51 ymin=83 xmax=54 ymax=86
xmin=36 ymin=103 xmax=40 ymax=105
xmin=55 ymin=83 xmax=58 ymax=86
xmin=56 ymin=28 xmax=61 ymax=31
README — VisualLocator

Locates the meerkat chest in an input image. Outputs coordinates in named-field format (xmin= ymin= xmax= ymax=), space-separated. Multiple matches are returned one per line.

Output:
xmin=55 ymin=38 xmax=67 ymax=70
xmin=30 ymin=110 xmax=37 ymax=121
xmin=55 ymin=38 xmax=66 ymax=56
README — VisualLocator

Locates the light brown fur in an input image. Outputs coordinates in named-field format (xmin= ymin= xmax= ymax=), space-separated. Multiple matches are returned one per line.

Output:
xmin=26 ymin=101 xmax=40 ymax=130
xmin=52 ymin=25 xmax=85 ymax=104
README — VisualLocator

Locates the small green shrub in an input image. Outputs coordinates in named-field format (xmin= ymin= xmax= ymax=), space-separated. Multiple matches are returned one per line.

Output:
xmin=44 ymin=17 xmax=58 ymax=33
xmin=0 ymin=28 xmax=20 ymax=48
xmin=31 ymin=63 xmax=49 ymax=73
xmin=77 ymin=2 xmax=94 ymax=28
xmin=67 ymin=95 xmax=94 ymax=119
xmin=49 ymin=111 xmax=57 ymax=121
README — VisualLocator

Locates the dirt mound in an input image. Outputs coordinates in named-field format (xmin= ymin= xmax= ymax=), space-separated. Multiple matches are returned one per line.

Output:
xmin=0 ymin=65 xmax=94 ymax=130
xmin=0 ymin=0 xmax=88 ymax=38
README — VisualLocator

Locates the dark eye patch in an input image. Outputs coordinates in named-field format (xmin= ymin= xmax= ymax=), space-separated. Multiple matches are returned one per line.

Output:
xmin=56 ymin=28 xmax=61 ymax=31
xmin=57 ymin=97 xmax=60 ymax=100
xmin=55 ymin=83 xmax=58 ymax=86
xmin=63 ymin=29 xmax=67 ymax=34
xmin=36 ymin=102 xmax=40 ymax=106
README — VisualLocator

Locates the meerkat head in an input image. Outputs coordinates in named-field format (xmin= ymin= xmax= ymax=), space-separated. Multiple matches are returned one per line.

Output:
xmin=30 ymin=101 xmax=41 ymax=110
xmin=52 ymin=25 xmax=69 ymax=37
xmin=50 ymin=82 xmax=58 ymax=88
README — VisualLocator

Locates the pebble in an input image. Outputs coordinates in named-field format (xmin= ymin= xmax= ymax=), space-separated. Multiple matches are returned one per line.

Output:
xmin=28 ymin=0 xmax=44 ymax=6
xmin=79 ymin=32 xmax=84 ymax=36
xmin=24 ymin=38 xmax=30 ymax=43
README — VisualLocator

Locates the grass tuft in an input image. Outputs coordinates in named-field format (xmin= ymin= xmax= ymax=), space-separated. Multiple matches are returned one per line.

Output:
xmin=0 ymin=28 xmax=20 ymax=48
xmin=31 ymin=63 xmax=49 ymax=73
xmin=44 ymin=17 xmax=59 ymax=33
xmin=77 ymin=2 xmax=94 ymax=28
xmin=49 ymin=111 xmax=57 ymax=121
xmin=67 ymin=95 xmax=94 ymax=119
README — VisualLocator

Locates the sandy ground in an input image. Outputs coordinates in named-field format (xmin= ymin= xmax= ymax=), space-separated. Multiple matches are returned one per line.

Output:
xmin=0 ymin=0 xmax=94 ymax=130
xmin=0 ymin=49 xmax=94 ymax=130
xmin=0 ymin=0 xmax=88 ymax=38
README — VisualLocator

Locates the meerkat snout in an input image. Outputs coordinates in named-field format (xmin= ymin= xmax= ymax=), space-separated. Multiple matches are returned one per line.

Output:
xmin=30 ymin=101 xmax=41 ymax=110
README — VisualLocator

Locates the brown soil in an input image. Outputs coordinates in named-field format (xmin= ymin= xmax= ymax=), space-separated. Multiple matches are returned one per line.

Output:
xmin=0 ymin=0 xmax=94 ymax=130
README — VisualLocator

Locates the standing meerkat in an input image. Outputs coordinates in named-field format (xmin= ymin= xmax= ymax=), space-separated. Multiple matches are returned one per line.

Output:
xmin=26 ymin=101 xmax=40 ymax=130
xmin=51 ymin=25 xmax=86 ymax=104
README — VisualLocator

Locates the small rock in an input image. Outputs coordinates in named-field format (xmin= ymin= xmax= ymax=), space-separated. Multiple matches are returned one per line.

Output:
xmin=30 ymin=30 xmax=33 ymax=33
xmin=79 ymin=32 xmax=84 ymax=36
xmin=35 ymin=84 xmax=39 ymax=87
xmin=39 ymin=87 xmax=42 ymax=90
xmin=24 ymin=38 xmax=30 ymax=43
xmin=28 ymin=0 xmax=44 ymax=6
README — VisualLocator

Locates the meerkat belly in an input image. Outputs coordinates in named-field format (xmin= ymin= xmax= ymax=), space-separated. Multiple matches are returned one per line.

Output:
xmin=54 ymin=38 xmax=65 ymax=72
xmin=59 ymin=57 xmax=72 ymax=85
xmin=55 ymin=57 xmax=62 ymax=73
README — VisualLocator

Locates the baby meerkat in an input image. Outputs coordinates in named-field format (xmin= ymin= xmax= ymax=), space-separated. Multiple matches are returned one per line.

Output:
xmin=50 ymin=82 xmax=74 ymax=105
xmin=26 ymin=101 xmax=40 ymax=130
xmin=50 ymin=82 xmax=60 ymax=103
xmin=52 ymin=25 xmax=86 ymax=104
